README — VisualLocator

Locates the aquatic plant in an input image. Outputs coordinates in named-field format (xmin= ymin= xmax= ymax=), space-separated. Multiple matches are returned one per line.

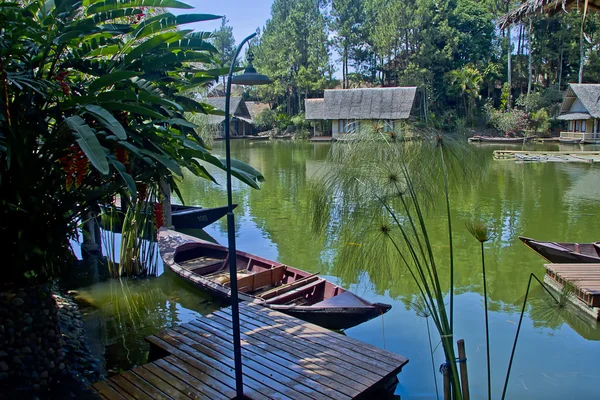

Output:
xmin=465 ymin=219 xmax=493 ymax=400
xmin=309 ymin=122 xmax=486 ymax=399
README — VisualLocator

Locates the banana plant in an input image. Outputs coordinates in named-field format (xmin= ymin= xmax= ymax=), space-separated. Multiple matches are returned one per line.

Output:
xmin=0 ymin=0 xmax=264 ymax=286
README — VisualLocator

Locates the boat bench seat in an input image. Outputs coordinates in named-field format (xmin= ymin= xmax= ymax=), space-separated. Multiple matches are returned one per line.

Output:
xmin=237 ymin=266 xmax=286 ymax=293
xmin=265 ymin=279 xmax=324 ymax=304
xmin=179 ymin=257 xmax=225 ymax=275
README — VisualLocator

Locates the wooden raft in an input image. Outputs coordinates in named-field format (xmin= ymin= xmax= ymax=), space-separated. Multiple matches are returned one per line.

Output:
xmin=544 ymin=263 xmax=600 ymax=307
xmin=493 ymin=150 xmax=600 ymax=163
xmin=92 ymin=302 xmax=408 ymax=400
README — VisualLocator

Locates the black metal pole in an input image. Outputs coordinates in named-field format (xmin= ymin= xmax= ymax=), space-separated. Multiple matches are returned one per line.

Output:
xmin=225 ymin=32 xmax=257 ymax=400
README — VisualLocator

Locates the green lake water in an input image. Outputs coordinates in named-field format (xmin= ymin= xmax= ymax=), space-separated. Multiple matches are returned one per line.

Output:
xmin=78 ymin=140 xmax=600 ymax=399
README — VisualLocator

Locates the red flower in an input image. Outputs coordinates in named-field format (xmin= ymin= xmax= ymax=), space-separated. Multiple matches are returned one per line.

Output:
xmin=153 ymin=203 xmax=164 ymax=230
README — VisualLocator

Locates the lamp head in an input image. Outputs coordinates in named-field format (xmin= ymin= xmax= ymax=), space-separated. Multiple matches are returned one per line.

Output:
xmin=231 ymin=52 xmax=272 ymax=86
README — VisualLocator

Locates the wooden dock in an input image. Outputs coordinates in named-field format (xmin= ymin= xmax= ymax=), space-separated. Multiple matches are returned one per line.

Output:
xmin=543 ymin=263 xmax=600 ymax=320
xmin=92 ymin=302 xmax=408 ymax=399
xmin=494 ymin=150 xmax=600 ymax=163
xmin=309 ymin=136 xmax=336 ymax=142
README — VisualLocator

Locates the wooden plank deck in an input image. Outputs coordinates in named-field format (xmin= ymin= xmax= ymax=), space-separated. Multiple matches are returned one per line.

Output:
xmin=543 ymin=263 xmax=600 ymax=321
xmin=493 ymin=150 xmax=600 ymax=163
xmin=92 ymin=302 xmax=408 ymax=399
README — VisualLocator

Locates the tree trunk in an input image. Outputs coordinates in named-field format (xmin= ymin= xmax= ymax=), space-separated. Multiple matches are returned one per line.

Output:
xmin=507 ymin=25 xmax=512 ymax=108
xmin=527 ymin=18 xmax=533 ymax=95
xmin=579 ymin=0 xmax=589 ymax=83
xmin=559 ymin=48 xmax=564 ymax=89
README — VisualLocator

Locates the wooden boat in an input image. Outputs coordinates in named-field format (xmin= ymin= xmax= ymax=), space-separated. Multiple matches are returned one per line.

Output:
xmin=558 ymin=137 xmax=583 ymax=145
xmin=470 ymin=136 xmax=532 ymax=143
xmin=248 ymin=135 xmax=270 ymax=141
xmin=519 ymin=236 xmax=600 ymax=263
xmin=170 ymin=204 xmax=234 ymax=230
xmin=158 ymin=229 xmax=392 ymax=330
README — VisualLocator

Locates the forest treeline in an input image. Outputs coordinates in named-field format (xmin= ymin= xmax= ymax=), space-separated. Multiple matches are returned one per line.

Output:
xmin=213 ymin=0 xmax=600 ymax=133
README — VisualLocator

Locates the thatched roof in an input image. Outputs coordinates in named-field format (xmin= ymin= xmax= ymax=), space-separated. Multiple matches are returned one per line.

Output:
xmin=200 ymin=97 xmax=253 ymax=125
xmin=305 ymin=99 xmax=325 ymax=120
xmin=245 ymin=101 xmax=271 ymax=120
xmin=559 ymin=84 xmax=600 ymax=119
xmin=304 ymin=87 xmax=416 ymax=120
xmin=500 ymin=0 xmax=600 ymax=28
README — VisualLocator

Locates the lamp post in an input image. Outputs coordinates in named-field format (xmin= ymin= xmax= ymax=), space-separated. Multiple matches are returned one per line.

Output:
xmin=224 ymin=32 xmax=271 ymax=399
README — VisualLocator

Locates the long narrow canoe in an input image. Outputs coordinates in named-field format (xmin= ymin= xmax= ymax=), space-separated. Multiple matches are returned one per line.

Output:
xmin=158 ymin=229 xmax=392 ymax=330
xmin=170 ymin=204 xmax=234 ymax=230
xmin=519 ymin=236 xmax=600 ymax=263
xmin=470 ymin=136 xmax=532 ymax=143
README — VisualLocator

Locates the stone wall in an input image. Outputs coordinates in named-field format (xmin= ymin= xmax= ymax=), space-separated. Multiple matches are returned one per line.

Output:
xmin=0 ymin=284 xmax=64 ymax=391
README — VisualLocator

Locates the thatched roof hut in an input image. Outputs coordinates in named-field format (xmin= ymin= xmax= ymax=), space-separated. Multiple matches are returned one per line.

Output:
xmin=201 ymin=97 xmax=252 ymax=125
xmin=245 ymin=101 xmax=271 ymax=120
xmin=500 ymin=0 xmax=600 ymax=28
xmin=304 ymin=87 xmax=417 ymax=121
xmin=558 ymin=83 xmax=600 ymax=119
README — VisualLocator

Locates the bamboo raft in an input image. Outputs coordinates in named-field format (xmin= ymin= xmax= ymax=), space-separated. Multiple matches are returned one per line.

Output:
xmin=543 ymin=263 xmax=600 ymax=320
xmin=494 ymin=150 xmax=600 ymax=163
xmin=92 ymin=302 xmax=409 ymax=399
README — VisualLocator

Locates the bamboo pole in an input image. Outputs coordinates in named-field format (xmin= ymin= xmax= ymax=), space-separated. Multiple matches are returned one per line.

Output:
xmin=443 ymin=365 xmax=451 ymax=400
xmin=457 ymin=339 xmax=470 ymax=400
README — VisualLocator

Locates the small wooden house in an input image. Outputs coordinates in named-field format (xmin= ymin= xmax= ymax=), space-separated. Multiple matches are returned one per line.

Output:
xmin=202 ymin=96 xmax=254 ymax=137
xmin=305 ymin=87 xmax=416 ymax=138
xmin=557 ymin=84 xmax=600 ymax=144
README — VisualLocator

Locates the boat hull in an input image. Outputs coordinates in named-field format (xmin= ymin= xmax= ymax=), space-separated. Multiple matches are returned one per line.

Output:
xmin=171 ymin=205 xmax=232 ymax=230
xmin=519 ymin=236 xmax=600 ymax=263
xmin=158 ymin=229 xmax=391 ymax=330
xmin=473 ymin=136 xmax=532 ymax=143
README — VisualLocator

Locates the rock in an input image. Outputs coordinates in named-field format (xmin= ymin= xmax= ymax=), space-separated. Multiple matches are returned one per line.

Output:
xmin=11 ymin=298 xmax=24 ymax=307
xmin=49 ymin=361 xmax=55 ymax=369
xmin=58 ymin=362 xmax=65 ymax=370
xmin=0 ymin=351 xmax=6 ymax=357
xmin=12 ymin=355 xmax=21 ymax=364
xmin=21 ymin=347 xmax=31 ymax=354
xmin=0 ymin=361 xmax=7 ymax=371
xmin=40 ymin=371 xmax=48 ymax=379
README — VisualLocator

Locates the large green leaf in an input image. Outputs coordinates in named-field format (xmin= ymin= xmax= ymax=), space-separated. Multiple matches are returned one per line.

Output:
xmin=101 ymin=101 xmax=164 ymax=119
xmin=139 ymin=148 xmax=183 ymax=177
xmin=123 ymin=31 xmax=187 ymax=65
xmin=141 ymin=50 xmax=212 ymax=70
xmin=160 ymin=38 xmax=217 ymax=53
xmin=87 ymin=0 xmax=193 ymax=15
xmin=135 ymin=14 xmax=221 ymax=40
xmin=89 ymin=71 xmax=140 ymax=92
xmin=84 ymin=104 xmax=127 ymax=139
xmin=65 ymin=116 xmax=110 ymax=175
xmin=110 ymin=158 xmax=137 ymax=200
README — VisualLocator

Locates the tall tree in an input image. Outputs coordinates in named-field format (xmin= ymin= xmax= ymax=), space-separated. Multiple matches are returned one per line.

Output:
xmin=331 ymin=0 xmax=363 ymax=89
xmin=212 ymin=16 xmax=236 ymax=68
xmin=254 ymin=0 xmax=331 ymax=114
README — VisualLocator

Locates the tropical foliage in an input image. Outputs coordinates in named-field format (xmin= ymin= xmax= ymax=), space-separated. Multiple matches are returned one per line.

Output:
xmin=246 ymin=0 xmax=600 ymax=126
xmin=0 ymin=0 xmax=264 ymax=286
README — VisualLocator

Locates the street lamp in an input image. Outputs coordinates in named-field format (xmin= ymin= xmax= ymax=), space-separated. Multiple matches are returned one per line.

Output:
xmin=224 ymin=32 xmax=271 ymax=399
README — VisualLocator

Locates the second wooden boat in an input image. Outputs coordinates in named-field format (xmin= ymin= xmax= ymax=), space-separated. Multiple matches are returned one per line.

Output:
xmin=170 ymin=204 xmax=234 ymax=230
xmin=158 ymin=229 xmax=392 ymax=330
xmin=470 ymin=136 xmax=532 ymax=143
xmin=558 ymin=137 xmax=583 ymax=145
xmin=519 ymin=236 xmax=600 ymax=263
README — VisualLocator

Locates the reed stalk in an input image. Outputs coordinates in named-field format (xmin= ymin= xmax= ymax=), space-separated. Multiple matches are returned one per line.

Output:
xmin=501 ymin=273 xmax=559 ymax=399
xmin=465 ymin=220 xmax=492 ymax=400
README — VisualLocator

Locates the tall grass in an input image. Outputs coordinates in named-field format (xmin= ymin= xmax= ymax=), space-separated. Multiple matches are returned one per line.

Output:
xmin=309 ymin=123 xmax=485 ymax=399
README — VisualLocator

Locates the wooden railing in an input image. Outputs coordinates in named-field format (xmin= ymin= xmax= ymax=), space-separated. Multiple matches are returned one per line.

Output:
xmin=559 ymin=131 xmax=598 ymax=140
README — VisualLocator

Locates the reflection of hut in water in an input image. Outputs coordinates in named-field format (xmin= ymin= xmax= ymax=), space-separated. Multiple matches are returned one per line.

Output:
xmin=305 ymin=160 xmax=330 ymax=181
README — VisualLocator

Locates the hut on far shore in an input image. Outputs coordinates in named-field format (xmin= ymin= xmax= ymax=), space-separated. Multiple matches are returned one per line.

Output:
xmin=304 ymin=87 xmax=416 ymax=138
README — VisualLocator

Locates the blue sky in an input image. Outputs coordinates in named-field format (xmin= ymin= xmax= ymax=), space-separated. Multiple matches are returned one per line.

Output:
xmin=179 ymin=0 xmax=274 ymax=44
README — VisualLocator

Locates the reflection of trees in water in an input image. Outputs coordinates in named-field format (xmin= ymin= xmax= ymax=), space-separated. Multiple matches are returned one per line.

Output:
xmin=80 ymin=275 xmax=219 ymax=374
xmin=177 ymin=141 xmax=600 ymax=332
